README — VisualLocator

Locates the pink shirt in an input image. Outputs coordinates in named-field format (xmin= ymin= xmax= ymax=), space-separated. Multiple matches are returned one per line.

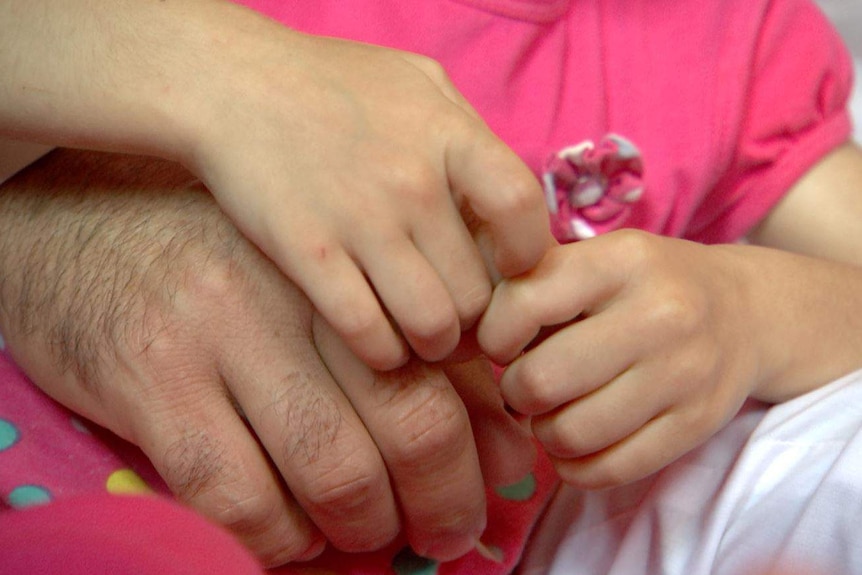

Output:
xmin=236 ymin=0 xmax=853 ymax=243
xmin=0 ymin=2 xmax=853 ymax=575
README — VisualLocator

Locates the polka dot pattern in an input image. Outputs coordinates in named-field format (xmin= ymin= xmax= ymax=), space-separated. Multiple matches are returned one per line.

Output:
xmin=106 ymin=469 xmax=152 ymax=495
xmin=0 ymin=388 xmax=154 ymax=516
xmin=0 ymin=418 xmax=20 ymax=451
xmin=0 ymin=347 xmax=561 ymax=575
xmin=495 ymin=472 xmax=537 ymax=501
xmin=8 ymin=484 xmax=52 ymax=508
xmin=392 ymin=547 xmax=439 ymax=575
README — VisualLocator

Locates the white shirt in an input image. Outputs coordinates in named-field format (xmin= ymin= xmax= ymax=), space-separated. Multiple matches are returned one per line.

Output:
xmin=817 ymin=0 xmax=862 ymax=142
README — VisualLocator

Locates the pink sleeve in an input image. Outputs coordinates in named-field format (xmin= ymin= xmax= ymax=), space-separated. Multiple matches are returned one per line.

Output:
xmin=689 ymin=0 xmax=854 ymax=244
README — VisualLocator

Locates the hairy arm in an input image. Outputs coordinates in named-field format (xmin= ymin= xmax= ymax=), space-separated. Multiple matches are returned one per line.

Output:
xmin=0 ymin=149 xmax=535 ymax=564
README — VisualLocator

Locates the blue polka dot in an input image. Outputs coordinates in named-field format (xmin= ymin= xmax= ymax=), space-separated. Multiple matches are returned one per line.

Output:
xmin=0 ymin=419 xmax=20 ymax=451
xmin=392 ymin=547 xmax=438 ymax=575
xmin=8 ymin=485 xmax=52 ymax=508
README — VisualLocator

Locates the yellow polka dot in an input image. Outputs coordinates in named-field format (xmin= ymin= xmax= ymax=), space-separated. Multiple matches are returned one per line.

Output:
xmin=106 ymin=469 xmax=152 ymax=495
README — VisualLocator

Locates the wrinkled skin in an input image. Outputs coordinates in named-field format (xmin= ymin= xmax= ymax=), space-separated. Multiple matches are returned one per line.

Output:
xmin=0 ymin=149 xmax=535 ymax=566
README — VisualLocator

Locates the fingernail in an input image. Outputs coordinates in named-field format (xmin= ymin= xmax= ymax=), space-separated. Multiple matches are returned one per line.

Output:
xmin=474 ymin=538 xmax=504 ymax=563
xmin=294 ymin=534 xmax=327 ymax=562
xmin=417 ymin=533 xmax=480 ymax=562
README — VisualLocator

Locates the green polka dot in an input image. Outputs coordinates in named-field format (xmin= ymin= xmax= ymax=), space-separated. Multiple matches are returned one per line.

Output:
xmin=392 ymin=547 xmax=438 ymax=575
xmin=0 ymin=419 xmax=20 ymax=451
xmin=8 ymin=485 xmax=52 ymax=508
xmin=495 ymin=472 xmax=537 ymax=501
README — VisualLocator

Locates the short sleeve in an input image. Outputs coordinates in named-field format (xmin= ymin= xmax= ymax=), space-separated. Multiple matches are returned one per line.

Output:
xmin=688 ymin=0 xmax=854 ymax=244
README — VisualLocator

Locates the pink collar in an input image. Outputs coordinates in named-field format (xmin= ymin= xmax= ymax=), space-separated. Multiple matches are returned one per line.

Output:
xmin=448 ymin=0 xmax=571 ymax=22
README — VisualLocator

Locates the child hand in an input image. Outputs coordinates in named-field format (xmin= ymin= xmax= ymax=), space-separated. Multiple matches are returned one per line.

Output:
xmin=478 ymin=230 xmax=761 ymax=488
xmin=2 ymin=0 xmax=550 ymax=371
xmin=185 ymin=12 xmax=551 ymax=370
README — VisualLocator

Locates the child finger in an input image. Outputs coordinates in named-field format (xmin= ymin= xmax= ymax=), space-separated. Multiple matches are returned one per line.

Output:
xmin=360 ymin=237 xmax=462 ymax=362
xmin=479 ymin=244 xmax=624 ymax=364
xmin=497 ymin=303 xmax=642 ymax=414
xmin=412 ymin=202 xmax=493 ymax=330
xmin=445 ymin=123 xmax=553 ymax=279
xmin=282 ymin=241 xmax=410 ymax=371
xmin=529 ymin=367 xmax=665 ymax=460
xmin=550 ymin=410 xmax=716 ymax=490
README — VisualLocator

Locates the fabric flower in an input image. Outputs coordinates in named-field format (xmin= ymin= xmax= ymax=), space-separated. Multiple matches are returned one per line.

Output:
xmin=542 ymin=134 xmax=644 ymax=242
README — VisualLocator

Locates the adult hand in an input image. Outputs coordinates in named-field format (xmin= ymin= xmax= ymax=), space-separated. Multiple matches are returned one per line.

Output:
xmin=0 ymin=149 xmax=534 ymax=566
xmin=2 ymin=0 xmax=553 ymax=371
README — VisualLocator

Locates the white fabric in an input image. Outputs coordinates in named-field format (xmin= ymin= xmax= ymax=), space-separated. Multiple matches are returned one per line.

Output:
xmin=522 ymin=368 xmax=862 ymax=575
xmin=817 ymin=0 xmax=862 ymax=143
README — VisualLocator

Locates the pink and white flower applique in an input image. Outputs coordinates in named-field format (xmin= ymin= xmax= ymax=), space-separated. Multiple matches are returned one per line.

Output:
xmin=542 ymin=134 xmax=644 ymax=242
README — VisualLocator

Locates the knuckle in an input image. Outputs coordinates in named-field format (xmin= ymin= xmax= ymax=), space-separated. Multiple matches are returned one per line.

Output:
xmin=335 ymin=301 xmax=383 ymax=342
xmin=404 ymin=306 xmax=459 ymax=349
xmin=509 ymin=279 xmax=543 ymax=318
xmin=608 ymin=228 xmax=658 ymax=270
xmin=645 ymin=288 xmax=705 ymax=337
xmin=212 ymin=490 xmax=286 ymax=543
xmin=159 ymin=430 xmax=229 ymax=502
xmin=454 ymin=281 xmax=492 ymax=327
xmin=157 ymin=427 xmax=322 ymax=565
xmin=507 ymin=360 xmax=558 ymax=414
xmin=409 ymin=54 xmax=451 ymax=84
xmin=388 ymin=160 xmax=445 ymax=210
xmin=389 ymin=386 xmax=471 ymax=472
xmin=678 ymin=389 xmax=731 ymax=440
xmin=222 ymin=497 xmax=322 ymax=567
xmin=533 ymin=417 xmax=586 ymax=459
xmin=181 ymin=256 xmax=242 ymax=309
xmin=492 ymin=173 xmax=543 ymax=218
xmin=270 ymin=375 xmax=344 ymax=466
xmin=304 ymin=467 xmax=399 ymax=552
xmin=301 ymin=462 xmax=384 ymax=514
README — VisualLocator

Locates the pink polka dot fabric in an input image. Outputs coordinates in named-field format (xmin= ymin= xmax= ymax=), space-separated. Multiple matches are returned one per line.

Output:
xmin=0 ymin=351 xmax=168 ymax=510
xmin=0 ymin=346 xmax=559 ymax=574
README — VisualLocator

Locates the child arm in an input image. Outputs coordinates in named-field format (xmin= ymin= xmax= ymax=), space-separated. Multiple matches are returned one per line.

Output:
xmin=478 ymin=143 xmax=862 ymax=488
xmin=0 ymin=0 xmax=552 ymax=370
xmin=743 ymin=141 xmax=862 ymax=401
